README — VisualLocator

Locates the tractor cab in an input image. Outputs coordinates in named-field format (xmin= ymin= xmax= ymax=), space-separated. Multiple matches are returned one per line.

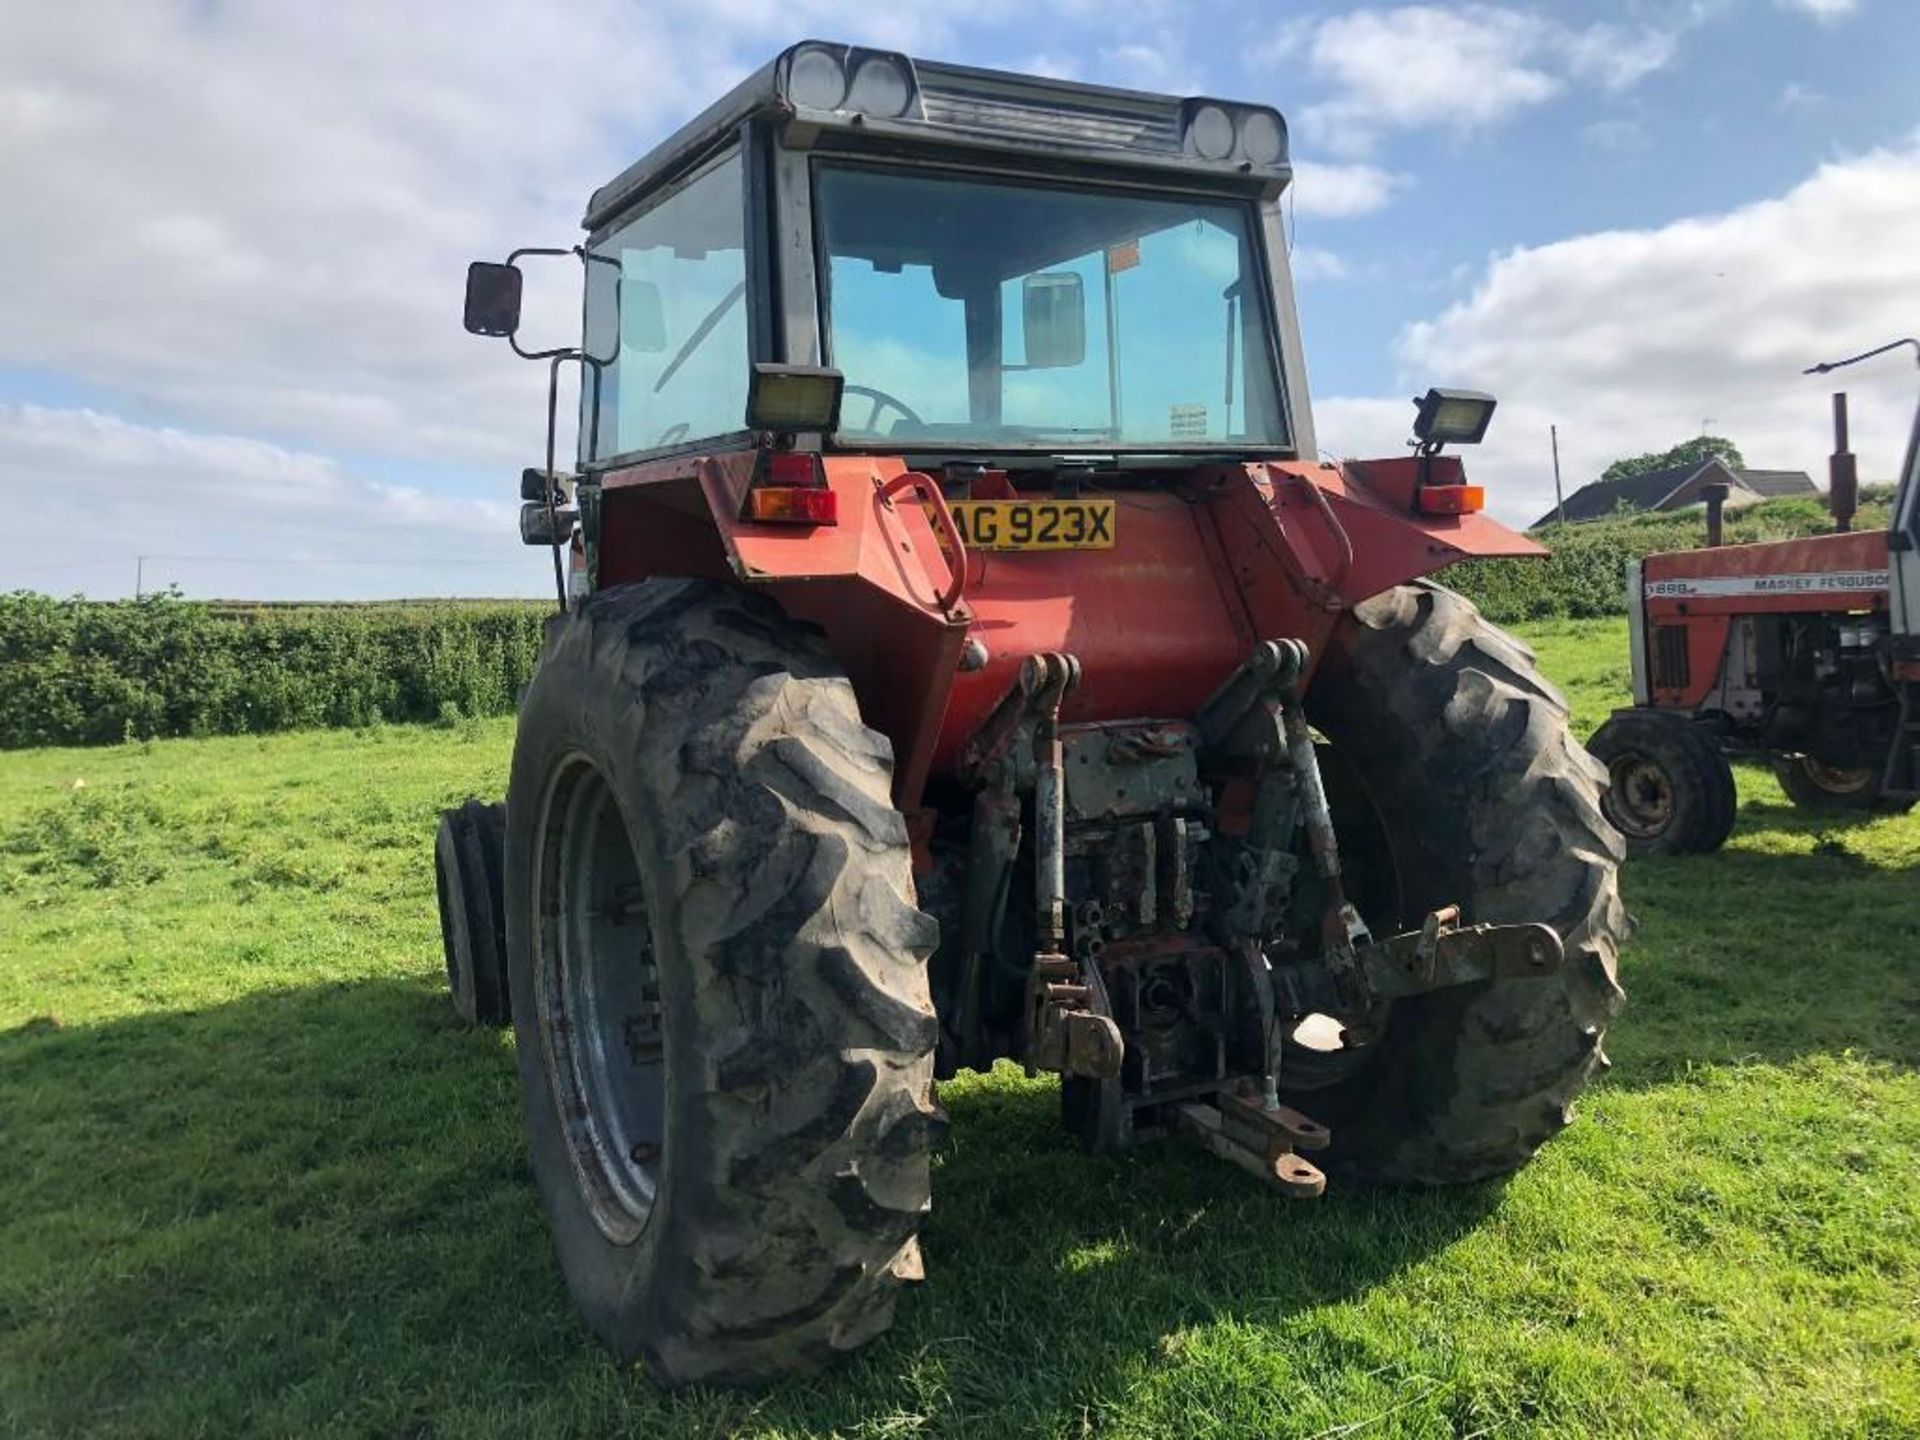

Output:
xmin=563 ymin=42 xmax=1311 ymax=472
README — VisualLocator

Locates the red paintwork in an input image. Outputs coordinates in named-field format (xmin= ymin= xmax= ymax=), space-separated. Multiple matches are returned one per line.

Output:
xmin=1642 ymin=530 xmax=1890 ymax=612
xmin=597 ymin=448 xmax=1546 ymax=808
xmin=1641 ymin=530 xmax=1890 ymax=709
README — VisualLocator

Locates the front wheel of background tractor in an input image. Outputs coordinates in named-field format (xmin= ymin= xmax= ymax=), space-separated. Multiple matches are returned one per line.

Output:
xmin=1771 ymin=753 xmax=1915 ymax=814
xmin=1586 ymin=709 xmax=1738 ymax=855
xmin=502 ymin=579 xmax=941 ymax=1387
xmin=1289 ymin=581 xmax=1630 ymax=1185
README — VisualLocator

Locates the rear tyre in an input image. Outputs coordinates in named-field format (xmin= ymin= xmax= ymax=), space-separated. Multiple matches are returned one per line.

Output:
xmin=1771 ymin=753 xmax=1913 ymax=814
xmin=1587 ymin=709 xmax=1737 ymax=855
xmin=434 ymin=800 xmax=509 ymax=1026
xmin=503 ymin=579 xmax=940 ymax=1386
xmin=1291 ymin=582 xmax=1629 ymax=1185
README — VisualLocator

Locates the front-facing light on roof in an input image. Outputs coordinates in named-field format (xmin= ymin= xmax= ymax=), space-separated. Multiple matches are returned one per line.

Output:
xmin=788 ymin=46 xmax=848 ymax=110
xmin=1240 ymin=110 xmax=1285 ymax=166
xmin=1412 ymin=387 xmax=1498 ymax=447
xmin=1189 ymin=104 xmax=1234 ymax=160
xmin=846 ymin=54 xmax=914 ymax=117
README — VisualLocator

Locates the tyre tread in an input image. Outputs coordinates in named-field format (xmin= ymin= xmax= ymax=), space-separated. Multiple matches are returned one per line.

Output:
xmin=507 ymin=580 xmax=935 ymax=1386
xmin=1302 ymin=582 xmax=1629 ymax=1184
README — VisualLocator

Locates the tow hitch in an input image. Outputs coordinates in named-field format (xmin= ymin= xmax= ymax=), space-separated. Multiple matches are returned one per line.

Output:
xmin=1169 ymin=913 xmax=1563 ymax=1199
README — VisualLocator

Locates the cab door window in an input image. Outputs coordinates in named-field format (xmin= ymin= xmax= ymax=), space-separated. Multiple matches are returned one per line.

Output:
xmin=582 ymin=151 xmax=747 ymax=461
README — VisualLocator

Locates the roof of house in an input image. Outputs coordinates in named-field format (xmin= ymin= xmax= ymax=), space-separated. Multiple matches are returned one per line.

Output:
xmin=1532 ymin=457 xmax=1817 ymax=528
xmin=1536 ymin=461 xmax=1708 ymax=527
xmin=1733 ymin=468 xmax=1817 ymax=497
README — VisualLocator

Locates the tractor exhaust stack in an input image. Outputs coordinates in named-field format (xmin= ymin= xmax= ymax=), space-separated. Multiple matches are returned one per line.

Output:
xmin=1702 ymin=482 xmax=1729 ymax=548
xmin=1829 ymin=392 xmax=1858 ymax=534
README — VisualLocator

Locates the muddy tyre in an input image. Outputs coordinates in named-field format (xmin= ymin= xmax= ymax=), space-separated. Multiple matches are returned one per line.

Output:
xmin=503 ymin=579 xmax=940 ymax=1386
xmin=435 ymin=800 xmax=509 ymax=1026
xmin=1291 ymin=581 xmax=1629 ymax=1185
xmin=1771 ymin=753 xmax=1913 ymax=814
xmin=1587 ymin=709 xmax=1738 ymax=854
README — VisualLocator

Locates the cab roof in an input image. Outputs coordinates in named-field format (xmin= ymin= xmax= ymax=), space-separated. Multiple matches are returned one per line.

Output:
xmin=584 ymin=40 xmax=1291 ymax=230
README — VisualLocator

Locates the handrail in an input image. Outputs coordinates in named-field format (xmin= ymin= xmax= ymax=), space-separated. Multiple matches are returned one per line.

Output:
xmin=878 ymin=470 xmax=969 ymax=615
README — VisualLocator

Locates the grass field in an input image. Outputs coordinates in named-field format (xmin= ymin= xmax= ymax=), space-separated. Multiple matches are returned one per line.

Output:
xmin=2 ymin=617 xmax=1916 ymax=1438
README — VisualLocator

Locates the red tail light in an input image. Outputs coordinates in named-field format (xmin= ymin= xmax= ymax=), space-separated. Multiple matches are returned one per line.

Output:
xmin=1417 ymin=483 xmax=1485 ymax=516
xmin=748 ymin=486 xmax=839 ymax=525
xmin=762 ymin=449 xmax=819 ymax=487
xmin=747 ymin=448 xmax=836 ymax=525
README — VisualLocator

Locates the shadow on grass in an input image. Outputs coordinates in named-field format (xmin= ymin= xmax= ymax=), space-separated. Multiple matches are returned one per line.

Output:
xmin=4 ymin=815 xmax=1911 ymax=1433
xmin=0 ymin=977 xmax=1501 ymax=1436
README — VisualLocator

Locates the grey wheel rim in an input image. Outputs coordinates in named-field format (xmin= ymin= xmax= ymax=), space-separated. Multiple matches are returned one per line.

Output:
xmin=534 ymin=756 xmax=666 ymax=1245
xmin=1798 ymin=757 xmax=1876 ymax=796
xmin=1605 ymin=753 xmax=1674 ymax=839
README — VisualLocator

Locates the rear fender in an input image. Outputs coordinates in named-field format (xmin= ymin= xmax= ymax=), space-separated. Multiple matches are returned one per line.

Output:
xmin=1199 ymin=459 xmax=1542 ymax=643
xmin=596 ymin=451 xmax=968 ymax=809
xmin=1261 ymin=458 xmax=1545 ymax=603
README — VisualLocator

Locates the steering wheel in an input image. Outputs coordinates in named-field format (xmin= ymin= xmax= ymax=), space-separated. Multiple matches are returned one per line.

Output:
xmin=842 ymin=385 xmax=923 ymax=436
xmin=655 ymin=422 xmax=691 ymax=447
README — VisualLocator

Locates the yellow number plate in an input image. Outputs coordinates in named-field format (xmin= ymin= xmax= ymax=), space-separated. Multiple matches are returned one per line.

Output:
xmin=948 ymin=499 xmax=1116 ymax=551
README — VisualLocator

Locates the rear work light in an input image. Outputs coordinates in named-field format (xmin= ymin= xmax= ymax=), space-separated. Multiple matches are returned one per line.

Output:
xmin=1416 ymin=484 xmax=1485 ymax=516
xmin=748 ymin=485 xmax=838 ymax=525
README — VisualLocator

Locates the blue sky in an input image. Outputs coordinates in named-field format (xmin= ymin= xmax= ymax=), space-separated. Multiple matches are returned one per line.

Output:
xmin=1265 ymin=0 xmax=1919 ymax=395
xmin=2 ymin=0 xmax=1916 ymax=598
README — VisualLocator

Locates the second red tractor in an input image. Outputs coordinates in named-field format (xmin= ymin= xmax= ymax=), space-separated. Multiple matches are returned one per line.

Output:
xmin=1591 ymin=346 xmax=1920 ymax=853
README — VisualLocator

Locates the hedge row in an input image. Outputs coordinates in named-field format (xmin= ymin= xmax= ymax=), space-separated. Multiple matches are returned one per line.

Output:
xmin=0 ymin=593 xmax=548 ymax=749
xmin=1 ymin=493 xmax=1887 ymax=748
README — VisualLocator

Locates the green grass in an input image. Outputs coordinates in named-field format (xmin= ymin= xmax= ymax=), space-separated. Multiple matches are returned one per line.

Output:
xmin=2 ymin=617 xmax=1916 ymax=1438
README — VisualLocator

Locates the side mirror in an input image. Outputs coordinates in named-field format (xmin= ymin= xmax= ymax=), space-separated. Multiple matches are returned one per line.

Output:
xmin=620 ymin=280 xmax=667 ymax=353
xmin=463 ymin=261 xmax=523 ymax=338
xmin=1022 ymin=272 xmax=1086 ymax=369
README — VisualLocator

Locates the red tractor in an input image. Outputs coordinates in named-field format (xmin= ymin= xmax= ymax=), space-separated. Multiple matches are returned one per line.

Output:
xmin=1589 ymin=343 xmax=1920 ymax=853
xmin=436 ymin=42 xmax=1627 ymax=1386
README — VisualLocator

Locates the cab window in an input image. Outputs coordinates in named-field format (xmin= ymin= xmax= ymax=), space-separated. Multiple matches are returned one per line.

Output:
xmin=582 ymin=151 xmax=747 ymax=461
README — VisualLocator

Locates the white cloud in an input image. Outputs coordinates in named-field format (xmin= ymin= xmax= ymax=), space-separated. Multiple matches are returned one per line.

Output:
xmin=1316 ymin=139 xmax=1920 ymax=527
xmin=1582 ymin=118 xmax=1651 ymax=152
xmin=1558 ymin=22 xmax=1679 ymax=91
xmin=1777 ymin=0 xmax=1858 ymax=20
xmin=1098 ymin=35 xmax=1202 ymax=94
xmin=1778 ymin=81 xmax=1826 ymax=113
xmin=0 ymin=0 xmax=1221 ymax=598
xmin=0 ymin=2 xmax=1158 ymax=476
xmin=0 ymin=404 xmax=535 ymax=600
xmin=1289 ymin=160 xmax=1407 ymax=218
xmin=0 ymin=3 xmax=717 ymax=474
xmin=1290 ymin=247 xmax=1351 ymax=282
xmin=1271 ymin=5 xmax=1682 ymax=155
xmin=1311 ymin=396 xmax=1416 ymax=463
xmin=1021 ymin=52 xmax=1084 ymax=81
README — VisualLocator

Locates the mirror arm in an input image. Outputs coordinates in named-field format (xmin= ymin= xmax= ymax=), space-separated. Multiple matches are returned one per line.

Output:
xmin=504 ymin=247 xmax=610 ymax=363
xmin=540 ymin=353 xmax=572 ymax=613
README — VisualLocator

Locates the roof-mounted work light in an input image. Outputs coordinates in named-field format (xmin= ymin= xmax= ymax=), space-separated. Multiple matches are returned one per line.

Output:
xmin=1180 ymin=100 xmax=1288 ymax=168
xmin=1411 ymin=387 xmax=1498 ymax=449
xmin=784 ymin=43 xmax=919 ymax=119
xmin=746 ymin=363 xmax=845 ymax=435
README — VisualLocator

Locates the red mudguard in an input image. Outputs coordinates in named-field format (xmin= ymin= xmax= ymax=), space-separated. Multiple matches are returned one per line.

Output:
xmin=595 ymin=450 xmax=1544 ymax=808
